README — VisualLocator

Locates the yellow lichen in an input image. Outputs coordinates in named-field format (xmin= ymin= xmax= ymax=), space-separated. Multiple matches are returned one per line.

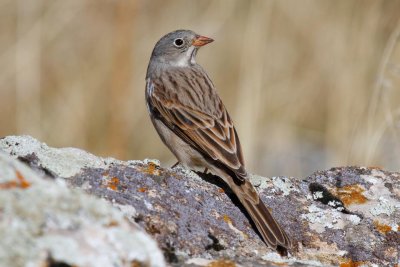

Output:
xmin=222 ymin=214 xmax=232 ymax=224
xmin=207 ymin=259 xmax=236 ymax=267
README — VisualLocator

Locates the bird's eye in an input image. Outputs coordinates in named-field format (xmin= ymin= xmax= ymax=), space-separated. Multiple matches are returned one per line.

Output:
xmin=173 ymin=38 xmax=185 ymax=47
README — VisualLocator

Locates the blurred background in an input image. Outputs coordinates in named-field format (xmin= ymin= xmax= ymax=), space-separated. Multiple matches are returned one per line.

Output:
xmin=1 ymin=0 xmax=400 ymax=178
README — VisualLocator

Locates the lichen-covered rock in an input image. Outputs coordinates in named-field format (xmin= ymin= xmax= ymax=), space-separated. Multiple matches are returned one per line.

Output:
xmin=1 ymin=135 xmax=399 ymax=266
xmin=0 ymin=145 xmax=165 ymax=267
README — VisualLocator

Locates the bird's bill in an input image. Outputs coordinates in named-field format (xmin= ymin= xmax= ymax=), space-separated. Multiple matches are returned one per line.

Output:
xmin=192 ymin=35 xmax=214 ymax=47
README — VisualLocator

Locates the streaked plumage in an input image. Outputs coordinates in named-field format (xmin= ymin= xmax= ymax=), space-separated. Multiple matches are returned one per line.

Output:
xmin=145 ymin=29 xmax=292 ymax=254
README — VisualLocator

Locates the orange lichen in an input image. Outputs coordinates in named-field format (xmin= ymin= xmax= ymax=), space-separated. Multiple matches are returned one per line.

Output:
xmin=337 ymin=184 xmax=367 ymax=206
xmin=340 ymin=259 xmax=365 ymax=267
xmin=0 ymin=171 xmax=31 ymax=189
xmin=207 ymin=259 xmax=236 ymax=267
xmin=138 ymin=187 xmax=147 ymax=193
xmin=16 ymin=171 xmax=30 ymax=188
xmin=131 ymin=260 xmax=145 ymax=267
xmin=374 ymin=221 xmax=392 ymax=234
xmin=218 ymin=188 xmax=225 ymax=193
xmin=141 ymin=162 xmax=160 ymax=176
xmin=0 ymin=179 xmax=17 ymax=189
xmin=107 ymin=220 xmax=119 ymax=227
xmin=270 ymin=262 xmax=288 ymax=267
xmin=107 ymin=177 xmax=119 ymax=191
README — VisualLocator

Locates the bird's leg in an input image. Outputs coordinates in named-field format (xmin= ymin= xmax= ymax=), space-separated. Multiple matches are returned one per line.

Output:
xmin=171 ymin=161 xmax=180 ymax=168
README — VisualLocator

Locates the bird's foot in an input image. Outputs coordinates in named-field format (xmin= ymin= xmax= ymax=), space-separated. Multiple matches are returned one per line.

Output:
xmin=171 ymin=161 xmax=180 ymax=168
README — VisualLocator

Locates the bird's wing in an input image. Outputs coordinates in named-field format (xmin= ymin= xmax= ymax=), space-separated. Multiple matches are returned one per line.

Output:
xmin=146 ymin=70 xmax=247 ymax=184
xmin=147 ymin=69 xmax=293 ymax=253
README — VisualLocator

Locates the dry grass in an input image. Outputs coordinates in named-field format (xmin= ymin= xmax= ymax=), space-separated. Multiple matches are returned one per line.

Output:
xmin=1 ymin=0 xmax=399 ymax=177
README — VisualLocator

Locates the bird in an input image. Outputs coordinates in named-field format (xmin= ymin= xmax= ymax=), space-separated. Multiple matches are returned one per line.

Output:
xmin=145 ymin=29 xmax=292 ymax=254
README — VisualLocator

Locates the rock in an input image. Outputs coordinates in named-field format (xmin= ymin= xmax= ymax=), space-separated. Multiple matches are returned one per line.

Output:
xmin=0 ymin=138 xmax=165 ymax=267
xmin=1 ymin=135 xmax=399 ymax=266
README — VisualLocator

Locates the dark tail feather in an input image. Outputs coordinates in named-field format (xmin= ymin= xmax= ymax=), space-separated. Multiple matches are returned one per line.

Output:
xmin=240 ymin=193 xmax=292 ymax=255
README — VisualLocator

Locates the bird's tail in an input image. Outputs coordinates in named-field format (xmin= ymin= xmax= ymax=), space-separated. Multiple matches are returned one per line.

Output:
xmin=231 ymin=179 xmax=292 ymax=255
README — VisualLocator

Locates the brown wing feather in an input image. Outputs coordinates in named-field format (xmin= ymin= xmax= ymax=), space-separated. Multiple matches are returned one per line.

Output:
xmin=146 ymin=65 xmax=292 ymax=252
xmin=147 ymin=67 xmax=247 ymax=183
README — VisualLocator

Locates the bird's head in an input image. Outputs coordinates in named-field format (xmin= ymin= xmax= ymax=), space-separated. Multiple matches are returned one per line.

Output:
xmin=150 ymin=29 xmax=213 ymax=67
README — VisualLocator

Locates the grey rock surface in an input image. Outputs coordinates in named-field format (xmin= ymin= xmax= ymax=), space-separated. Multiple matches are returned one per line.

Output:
xmin=0 ymin=138 xmax=165 ymax=267
xmin=1 ymin=135 xmax=399 ymax=267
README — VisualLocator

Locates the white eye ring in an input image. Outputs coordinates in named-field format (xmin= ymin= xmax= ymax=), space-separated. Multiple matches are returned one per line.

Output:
xmin=173 ymin=38 xmax=185 ymax=47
